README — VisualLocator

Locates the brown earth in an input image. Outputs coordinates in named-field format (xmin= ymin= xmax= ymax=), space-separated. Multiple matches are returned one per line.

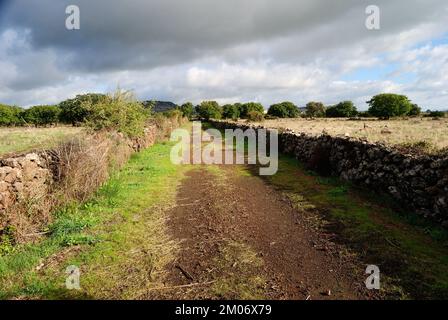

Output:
xmin=146 ymin=164 xmax=376 ymax=300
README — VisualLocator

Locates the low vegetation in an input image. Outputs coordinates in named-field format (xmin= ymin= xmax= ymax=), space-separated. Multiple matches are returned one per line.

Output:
xmin=0 ymin=139 xmax=189 ymax=298
xmin=250 ymin=117 xmax=448 ymax=150
xmin=0 ymin=126 xmax=83 ymax=156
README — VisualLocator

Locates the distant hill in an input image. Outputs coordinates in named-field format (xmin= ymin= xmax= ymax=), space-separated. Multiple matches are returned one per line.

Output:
xmin=142 ymin=100 xmax=178 ymax=113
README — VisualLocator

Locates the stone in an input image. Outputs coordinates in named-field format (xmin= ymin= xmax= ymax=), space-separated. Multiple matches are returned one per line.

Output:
xmin=436 ymin=197 xmax=446 ymax=207
xmin=0 ymin=181 xmax=9 ymax=192
xmin=25 ymin=153 xmax=40 ymax=162
xmin=13 ymin=182 xmax=23 ymax=193
xmin=4 ymin=171 xmax=17 ymax=183
xmin=0 ymin=191 xmax=13 ymax=208
xmin=0 ymin=166 xmax=13 ymax=179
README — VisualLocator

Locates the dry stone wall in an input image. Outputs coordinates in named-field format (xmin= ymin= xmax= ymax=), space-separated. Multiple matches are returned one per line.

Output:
xmin=210 ymin=120 xmax=448 ymax=227
xmin=0 ymin=122 xmax=176 ymax=215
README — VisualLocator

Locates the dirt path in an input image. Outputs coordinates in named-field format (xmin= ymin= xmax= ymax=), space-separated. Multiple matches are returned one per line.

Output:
xmin=147 ymin=163 xmax=371 ymax=300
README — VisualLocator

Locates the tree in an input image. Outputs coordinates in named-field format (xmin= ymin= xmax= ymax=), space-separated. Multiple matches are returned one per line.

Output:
xmin=195 ymin=101 xmax=222 ymax=120
xmin=0 ymin=104 xmax=23 ymax=126
xmin=59 ymin=93 xmax=107 ymax=125
xmin=179 ymin=102 xmax=194 ymax=119
xmin=222 ymin=104 xmax=240 ymax=120
xmin=305 ymin=102 xmax=326 ymax=118
xmin=23 ymin=105 xmax=61 ymax=127
xmin=325 ymin=101 xmax=358 ymax=118
xmin=367 ymin=93 xmax=412 ymax=119
xmin=240 ymin=102 xmax=264 ymax=119
xmin=426 ymin=110 xmax=445 ymax=118
xmin=268 ymin=102 xmax=300 ymax=118
xmin=408 ymin=104 xmax=421 ymax=116
xmin=246 ymin=111 xmax=264 ymax=122
xmin=84 ymin=90 xmax=149 ymax=138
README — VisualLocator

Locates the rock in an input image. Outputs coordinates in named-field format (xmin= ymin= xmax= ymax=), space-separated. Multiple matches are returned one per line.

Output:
xmin=436 ymin=197 xmax=446 ymax=207
xmin=0 ymin=181 xmax=9 ymax=192
xmin=0 ymin=166 xmax=13 ymax=179
xmin=25 ymin=153 xmax=40 ymax=162
xmin=388 ymin=186 xmax=401 ymax=199
xmin=0 ymin=191 xmax=13 ymax=207
xmin=4 ymin=171 xmax=17 ymax=183
xmin=13 ymin=182 xmax=23 ymax=193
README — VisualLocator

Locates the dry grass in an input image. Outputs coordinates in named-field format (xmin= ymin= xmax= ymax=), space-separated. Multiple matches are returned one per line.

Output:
xmin=51 ymin=131 xmax=133 ymax=203
xmin=244 ymin=117 xmax=448 ymax=150
xmin=2 ymin=131 xmax=134 ymax=244
xmin=0 ymin=126 xmax=83 ymax=157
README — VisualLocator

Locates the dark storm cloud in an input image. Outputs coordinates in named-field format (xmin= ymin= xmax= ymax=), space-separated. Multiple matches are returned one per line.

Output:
xmin=2 ymin=0 xmax=445 ymax=72
xmin=0 ymin=0 xmax=447 ymax=108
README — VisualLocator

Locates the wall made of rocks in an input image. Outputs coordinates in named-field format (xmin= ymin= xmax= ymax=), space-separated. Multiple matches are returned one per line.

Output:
xmin=210 ymin=120 xmax=448 ymax=227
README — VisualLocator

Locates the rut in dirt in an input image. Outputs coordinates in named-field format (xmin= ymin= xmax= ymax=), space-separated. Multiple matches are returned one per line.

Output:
xmin=146 ymin=164 xmax=373 ymax=300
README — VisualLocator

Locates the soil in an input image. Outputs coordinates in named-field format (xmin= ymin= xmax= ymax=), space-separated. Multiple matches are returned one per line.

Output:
xmin=146 ymin=164 xmax=376 ymax=300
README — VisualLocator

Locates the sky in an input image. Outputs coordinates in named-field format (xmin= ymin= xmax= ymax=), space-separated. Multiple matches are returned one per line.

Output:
xmin=0 ymin=0 xmax=447 ymax=110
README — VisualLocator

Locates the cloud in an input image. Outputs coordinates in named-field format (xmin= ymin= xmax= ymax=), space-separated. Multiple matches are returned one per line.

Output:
xmin=0 ymin=0 xmax=447 ymax=109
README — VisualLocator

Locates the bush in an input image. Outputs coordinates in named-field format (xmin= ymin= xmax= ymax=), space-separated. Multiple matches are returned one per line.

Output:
xmin=0 ymin=104 xmax=23 ymax=126
xmin=268 ymin=102 xmax=300 ymax=118
xmin=195 ymin=101 xmax=222 ymax=120
xmin=222 ymin=104 xmax=240 ymax=120
xmin=357 ymin=111 xmax=371 ymax=118
xmin=305 ymin=102 xmax=326 ymax=118
xmin=23 ymin=105 xmax=61 ymax=126
xmin=425 ymin=111 xmax=445 ymax=118
xmin=59 ymin=93 xmax=107 ymax=125
xmin=408 ymin=104 xmax=421 ymax=116
xmin=326 ymin=101 xmax=358 ymax=118
xmin=240 ymin=102 xmax=265 ymax=119
xmin=179 ymin=102 xmax=194 ymax=119
xmin=367 ymin=93 xmax=412 ymax=119
xmin=84 ymin=90 xmax=149 ymax=138
xmin=246 ymin=111 xmax=264 ymax=122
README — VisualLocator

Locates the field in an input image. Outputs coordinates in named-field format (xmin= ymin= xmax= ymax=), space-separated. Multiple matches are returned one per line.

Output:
xmin=0 ymin=126 xmax=84 ymax=156
xmin=245 ymin=118 xmax=448 ymax=150
xmin=2 ymin=124 xmax=448 ymax=299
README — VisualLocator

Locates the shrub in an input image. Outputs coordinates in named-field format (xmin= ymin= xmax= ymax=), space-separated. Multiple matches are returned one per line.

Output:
xmin=59 ymin=93 xmax=107 ymax=125
xmin=0 ymin=104 xmax=23 ymax=126
xmin=222 ymin=104 xmax=240 ymax=120
xmin=246 ymin=111 xmax=264 ymax=122
xmin=425 ymin=111 xmax=445 ymax=118
xmin=240 ymin=102 xmax=265 ymax=119
xmin=357 ymin=111 xmax=371 ymax=118
xmin=23 ymin=105 xmax=61 ymax=126
xmin=268 ymin=102 xmax=300 ymax=118
xmin=326 ymin=101 xmax=358 ymax=118
xmin=84 ymin=90 xmax=149 ymax=138
xmin=195 ymin=101 xmax=222 ymax=120
xmin=179 ymin=102 xmax=194 ymax=119
xmin=305 ymin=102 xmax=326 ymax=118
xmin=367 ymin=93 xmax=412 ymax=119
xmin=408 ymin=104 xmax=421 ymax=116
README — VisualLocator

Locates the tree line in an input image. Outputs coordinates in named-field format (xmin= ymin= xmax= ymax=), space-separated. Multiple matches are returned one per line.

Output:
xmin=180 ymin=93 xmax=445 ymax=121
xmin=1 ymin=93 xmax=445 ymax=128
xmin=0 ymin=91 xmax=181 ymax=138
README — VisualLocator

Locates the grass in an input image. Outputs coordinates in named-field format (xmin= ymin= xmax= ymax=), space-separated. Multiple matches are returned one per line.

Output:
xmin=0 ymin=126 xmax=84 ymax=156
xmin=265 ymin=154 xmax=448 ymax=299
xmin=0 ymin=139 xmax=189 ymax=299
xmin=244 ymin=117 xmax=448 ymax=150
xmin=213 ymin=121 xmax=448 ymax=299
